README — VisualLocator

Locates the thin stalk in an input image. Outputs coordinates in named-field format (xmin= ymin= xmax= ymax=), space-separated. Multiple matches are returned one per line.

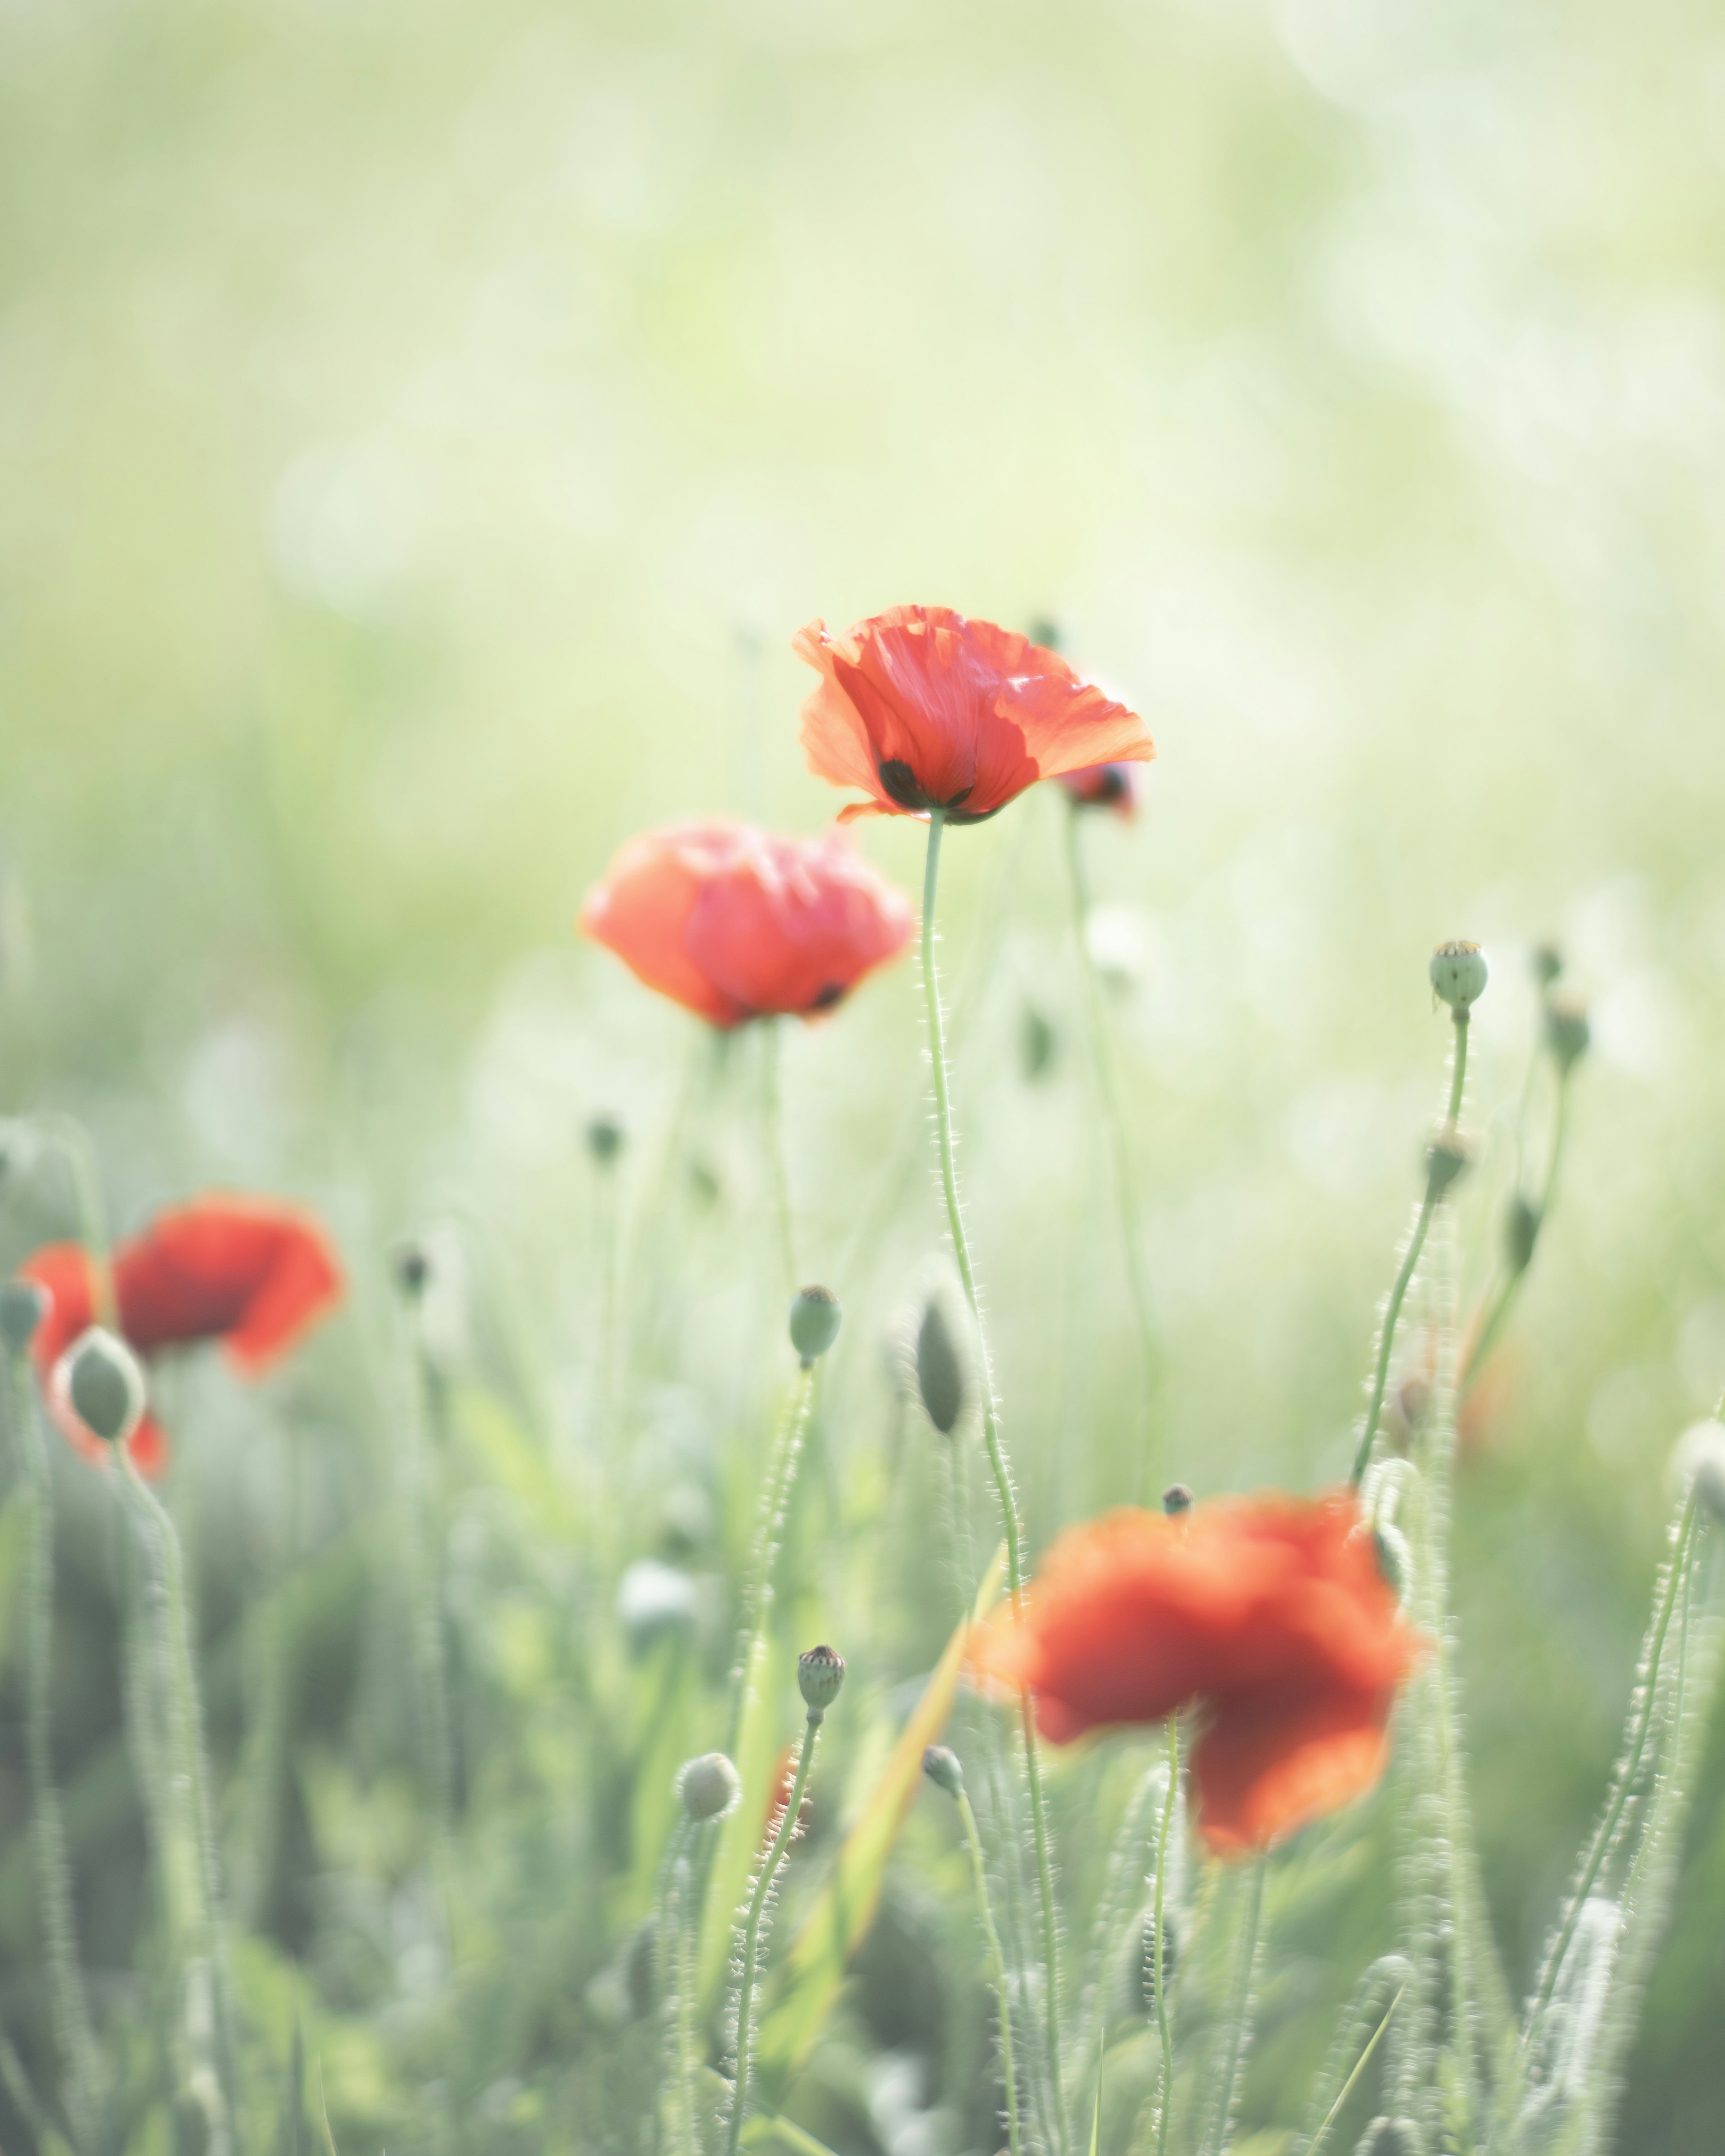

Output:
xmin=405 ymin=1325 xmax=456 ymax=1835
xmin=7 ymin=1347 xmax=101 ymax=2156
xmin=1351 ymin=1011 xmax=1470 ymax=1486
xmin=956 ymin=1782 xmax=1023 ymax=2156
xmin=657 ymin=1815 xmax=697 ymax=2153
xmin=118 ymin=1449 xmax=238 ymax=2156
xmin=723 ymin=1364 xmax=816 ymax=1763
xmin=762 ymin=1017 xmax=798 ymax=1296
xmin=727 ymin=1713 xmax=823 ymax=2154
xmin=35 ymin=1112 xmax=116 ymax=1327
xmin=1304 ymin=1987 xmax=1404 ymax=2156
xmin=1153 ymin=1719 xmax=1179 ymax=2156
xmin=1204 ymin=1855 xmax=1267 ymax=2156
xmin=594 ymin=1150 xmax=623 ymax=1456
xmin=1462 ymin=1068 xmax=1573 ymax=1393
xmin=920 ymin=808 xmax=1067 ymax=2148
xmin=1062 ymin=804 xmax=1159 ymax=1495
xmin=1526 ymin=1490 xmax=1701 ymax=2029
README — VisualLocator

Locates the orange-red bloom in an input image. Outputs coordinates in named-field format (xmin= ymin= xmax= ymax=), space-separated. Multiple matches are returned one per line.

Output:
xmin=794 ymin=607 xmax=1154 ymax=825
xmin=1061 ymin=761 xmax=1143 ymax=818
xmin=970 ymin=1492 xmax=1418 ymax=1856
xmin=579 ymin=821 xmax=912 ymax=1028
xmin=16 ymin=1197 xmax=343 ymax=1474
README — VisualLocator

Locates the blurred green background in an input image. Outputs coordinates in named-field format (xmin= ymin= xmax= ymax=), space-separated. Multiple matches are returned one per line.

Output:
xmin=4 ymin=0 xmax=1725 ymax=2147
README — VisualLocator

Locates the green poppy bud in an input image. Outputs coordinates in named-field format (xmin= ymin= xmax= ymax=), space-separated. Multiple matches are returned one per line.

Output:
xmin=789 ymin=1285 xmax=842 ymax=1365
xmin=797 ymin=1643 xmax=845 ymax=1719
xmin=1162 ymin=1483 xmax=1193 ymax=1517
xmin=58 ymin=1327 xmax=146 ymax=1448
xmin=0 ymin=1280 xmax=47 ymax=1352
xmin=1020 ymin=1002 xmax=1057 ymax=1082
xmin=916 ymin=1297 xmax=966 ymax=1435
xmin=1429 ymin=941 xmax=1488 ymax=1012
xmin=586 ymin=1115 xmax=625 ymax=1166
xmin=677 ymin=1752 xmax=742 ymax=1821
xmin=1424 ymin=1131 xmax=1471 ymax=1199
xmin=1506 ymin=1196 xmax=1540 ymax=1276
xmin=1532 ymin=943 xmax=1563 ymax=990
xmin=1545 ymin=997 xmax=1590 ymax=1074
xmin=922 ymin=1745 xmax=965 ymax=1798
xmin=393 ymin=1243 xmax=430 ymax=1299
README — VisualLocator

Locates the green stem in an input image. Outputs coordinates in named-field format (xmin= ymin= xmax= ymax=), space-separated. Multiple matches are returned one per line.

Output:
xmin=1153 ymin=1720 xmax=1179 ymax=2156
xmin=920 ymin=808 xmax=1067 ymax=2149
xmin=724 ymin=1365 xmax=816 ymax=1763
xmin=595 ymin=1151 xmax=623 ymax=1457
xmin=1062 ymin=805 xmax=1160 ymax=1498
xmin=1462 ymin=1068 xmax=1572 ymax=1394
xmin=35 ymin=1113 xmax=116 ymax=1328
xmin=6 ymin=1348 xmax=101 ymax=2156
xmin=1526 ymin=1490 xmax=1702 ymax=2030
xmin=407 ymin=1326 xmax=456 ymax=1835
xmin=118 ymin=1448 xmax=238 ymax=2156
xmin=956 ymin=1784 xmax=1023 ymax=2156
xmin=1206 ymin=1855 xmax=1266 ymax=2156
xmin=727 ymin=1712 xmax=823 ymax=2154
xmin=762 ymin=1017 xmax=798 ymax=1296
xmin=1350 ymin=1012 xmax=1470 ymax=1486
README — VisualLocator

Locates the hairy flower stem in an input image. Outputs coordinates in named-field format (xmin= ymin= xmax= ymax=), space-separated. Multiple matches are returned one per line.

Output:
xmin=656 ymin=1816 xmax=699 ymax=2154
xmin=955 ymin=1781 xmax=1023 ymax=2156
xmin=762 ymin=1016 xmax=798 ymax=1296
xmin=724 ymin=1363 xmax=816 ymax=1764
xmin=4 ymin=1347 xmax=101 ymax=2156
xmin=118 ymin=1449 xmax=239 ymax=2156
xmin=406 ymin=1325 xmax=456 ymax=1838
xmin=726 ymin=1712 xmax=823 ymax=2155
xmin=1062 ymin=804 xmax=1159 ymax=1495
xmin=1351 ymin=1010 xmax=1470 ymax=1487
xmin=1462 ymin=1066 xmax=1574 ymax=1393
xmin=921 ymin=808 xmax=1068 ymax=2150
xmin=1526 ymin=1488 xmax=1703 ymax=2030
xmin=1153 ymin=1719 xmax=1179 ymax=2156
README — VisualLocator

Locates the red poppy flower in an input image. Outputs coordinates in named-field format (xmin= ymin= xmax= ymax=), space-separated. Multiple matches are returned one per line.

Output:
xmin=1061 ymin=761 xmax=1143 ymax=818
xmin=794 ymin=607 xmax=1154 ymax=825
xmin=15 ymin=1197 xmax=343 ymax=1475
xmin=970 ymin=1492 xmax=1418 ymax=1856
xmin=579 ymin=821 xmax=912 ymax=1028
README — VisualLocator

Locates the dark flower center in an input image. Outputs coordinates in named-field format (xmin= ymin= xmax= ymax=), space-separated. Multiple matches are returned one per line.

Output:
xmin=877 ymin=758 xmax=998 ymax=822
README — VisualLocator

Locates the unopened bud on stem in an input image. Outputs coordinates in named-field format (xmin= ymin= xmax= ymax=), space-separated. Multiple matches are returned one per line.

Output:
xmin=1545 ymin=997 xmax=1590 ymax=1074
xmin=55 ymin=1327 xmax=146 ymax=1449
xmin=916 ymin=1298 xmax=966 ymax=1435
xmin=1162 ymin=1484 xmax=1192 ymax=1517
xmin=393 ymin=1243 xmax=430 ymax=1299
xmin=1506 ymin=1196 xmax=1540 ymax=1276
xmin=677 ymin=1752 xmax=742 ymax=1821
xmin=789 ymin=1285 xmax=842 ymax=1366
xmin=586 ymin=1115 xmax=625 ymax=1166
xmin=0 ymin=1279 xmax=46 ymax=1352
xmin=922 ymin=1745 xmax=965 ymax=1798
xmin=1424 ymin=1131 xmax=1471 ymax=1200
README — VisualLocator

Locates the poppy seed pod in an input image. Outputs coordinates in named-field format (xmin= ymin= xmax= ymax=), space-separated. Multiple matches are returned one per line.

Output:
xmin=1424 ymin=1132 xmax=1471 ymax=1200
xmin=393 ymin=1243 xmax=431 ymax=1299
xmin=1545 ymin=996 xmax=1591 ymax=1074
xmin=57 ymin=1328 xmax=146 ymax=1449
xmin=677 ymin=1752 xmax=742 ymax=1822
xmin=915 ymin=1298 xmax=965 ymax=1435
xmin=922 ymin=1744 xmax=965 ymax=1798
xmin=586 ymin=1115 xmax=625 ymax=1166
xmin=1506 ymin=1196 xmax=1541 ymax=1277
xmin=789 ymin=1285 xmax=842 ymax=1366
xmin=0 ymin=1279 xmax=47 ymax=1352
xmin=1162 ymin=1483 xmax=1193 ymax=1517
xmin=1356 ymin=2121 xmax=1419 ymax=2156
xmin=797 ymin=1643 xmax=845 ymax=1719
xmin=1429 ymin=941 xmax=1488 ymax=1012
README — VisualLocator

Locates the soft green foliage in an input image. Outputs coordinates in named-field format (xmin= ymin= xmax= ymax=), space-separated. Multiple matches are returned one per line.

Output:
xmin=4 ymin=0 xmax=1725 ymax=2149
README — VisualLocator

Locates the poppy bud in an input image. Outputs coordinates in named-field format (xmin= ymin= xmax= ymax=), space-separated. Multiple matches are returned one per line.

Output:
xmin=1355 ymin=2121 xmax=1419 ymax=2156
xmin=1505 ymin=1196 xmax=1540 ymax=1277
xmin=393 ymin=1243 xmax=431 ymax=1299
xmin=1020 ymin=1002 xmax=1057 ymax=1082
xmin=922 ymin=1744 xmax=965 ymax=1798
xmin=1424 ymin=1132 xmax=1470 ymax=1200
xmin=1135 ymin=1909 xmax=1178 ymax=2017
xmin=1675 ymin=1421 xmax=1725 ymax=1523
xmin=616 ymin=1559 xmax=697 ymax=1651
xmin=0 ymin=1279 xmax=46 ymax=1352
xmin=1162 ymin=1483 xmax=1193 ymax=1516
xmin=677 ymin=1751 xmax=742 ymax=1822
xmin=1544 ymin=996 xmax=1590 ymax=1074
xmin=916 ymin=1298 xmax=966 ymax=1435
xmin=1532 ymin=943 xmax=1563 ymax=990
xmin=1429 ymin=941 xmax=1488 ymax=1012
xmin=586 ymin=1115 xmax=625 ymax=1166
xmin=789 ymin=1285 xmax=842 ymax=1366
xmin=55 ymin=1327 xmax=146 ymax=1449
xmin=797 ymin=1643 xmax=845 ymax=1719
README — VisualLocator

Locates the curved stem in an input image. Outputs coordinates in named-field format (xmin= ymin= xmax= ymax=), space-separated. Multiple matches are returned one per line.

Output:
xmin=727 ymin=1713 xmax=823 ymax=2154
xmin=1525 ymin=1490 xmax=1701 ymax=2030
xmin=1062 ymin=806 xmax=1159 ymax=1497
xmin=956 ymin=1784 xmax=1023 ymax=2156
xmin=7 ymin=1349 xmax=101 ymax=2156
xmin=1153 ymin=1719 xmax=1179 ymax=2156
xmin=920 ymin=809 xmax=1067 ymax=2148
xmin=1351 ymin=1012 xmax=1470 ymax=1487
xmin=762 ymin=1017 xmax=798 ymax=1296
xmin=118 ymin=1449 xmax=238 ymax=2156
